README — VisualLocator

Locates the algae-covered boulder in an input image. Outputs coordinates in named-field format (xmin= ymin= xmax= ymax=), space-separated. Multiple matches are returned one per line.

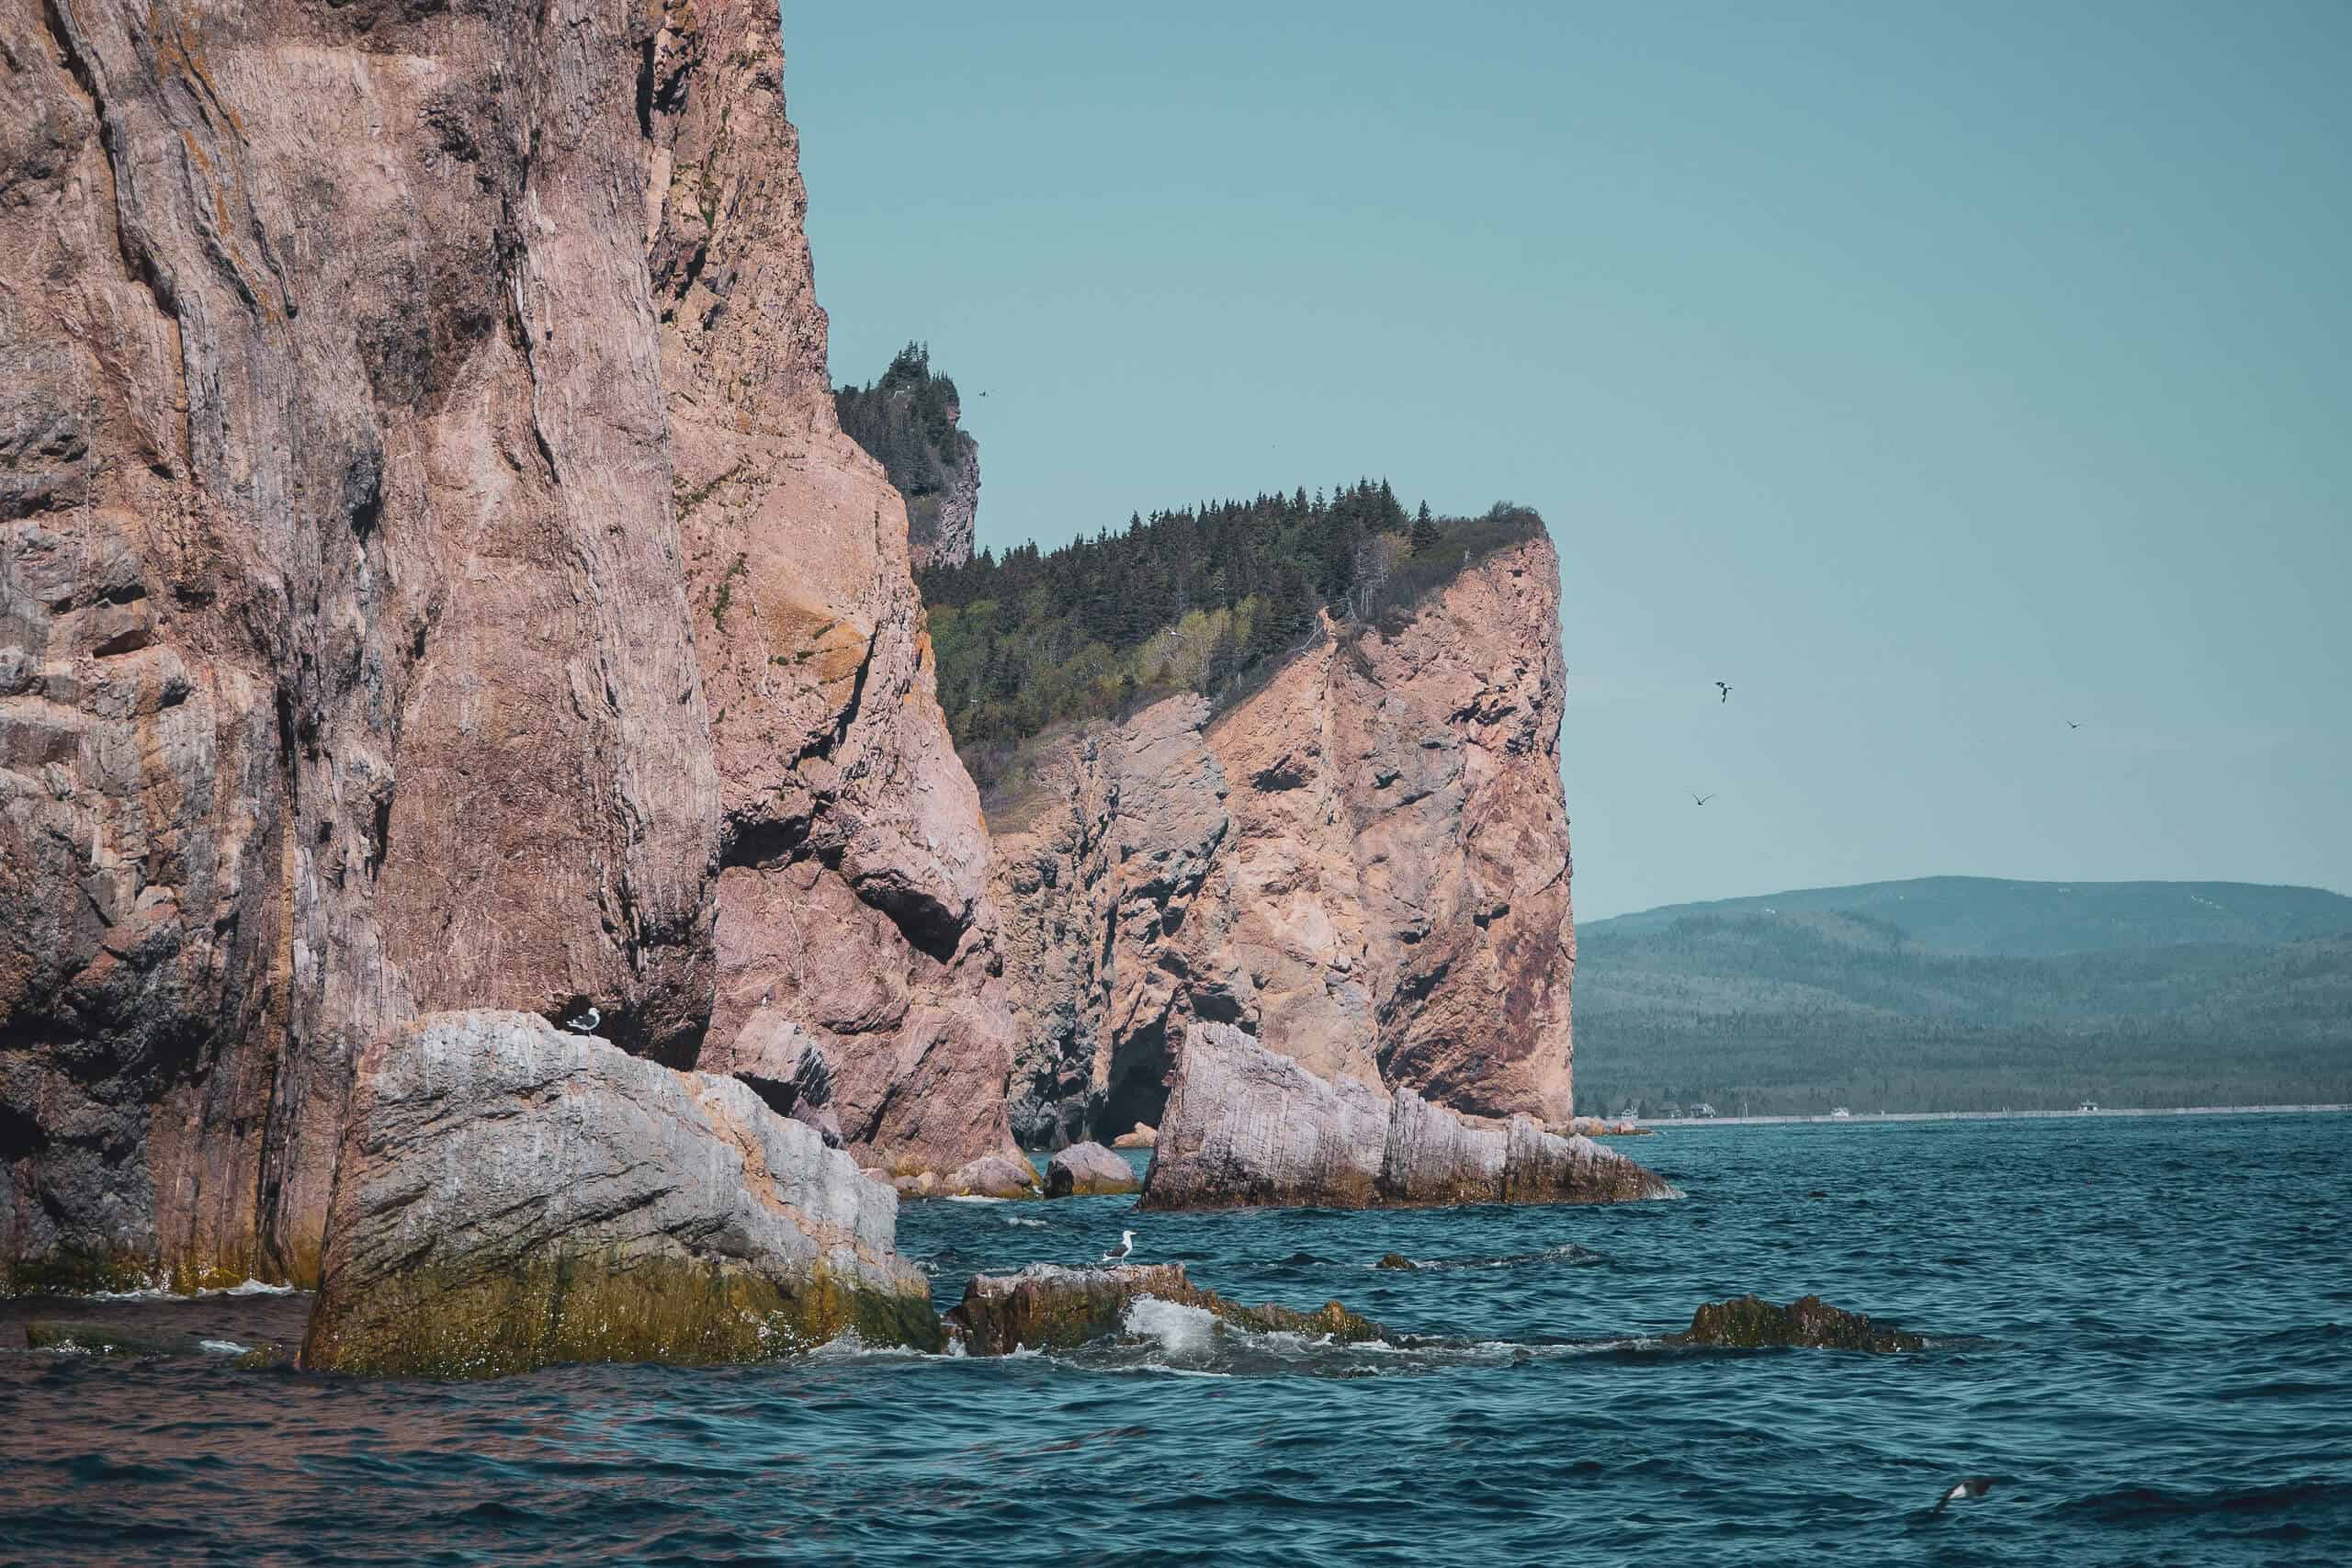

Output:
xmin=1673 ymin=1294 xmax=1927 ymax=1353
xmin=944 ymin=1262 xmax=1383 ymax=1356
xmin=26 ymin=1319 xmax=287 ymax=1367
xmin=1140 ymin=1023 xmax=1388 ymax=1211
xmin=300 ymin=1011 xmax=940 ymax=1378
xmin=1375 ymin=1253 xmax=1419 ymax=1270
xmin=1046 ymin=1142 xmax=1141 ymax=1198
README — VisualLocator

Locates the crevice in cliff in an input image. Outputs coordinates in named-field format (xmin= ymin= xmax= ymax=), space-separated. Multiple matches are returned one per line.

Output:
xmin=789 ymin=620 xmax=878 ymax=770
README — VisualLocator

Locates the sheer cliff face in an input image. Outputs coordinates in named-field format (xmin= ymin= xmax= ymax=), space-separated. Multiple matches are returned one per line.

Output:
xmin=1 ymin=0 xmax=1008 ymax=1289
xmin=996 ymin=538 xmax=1577 ymax=1143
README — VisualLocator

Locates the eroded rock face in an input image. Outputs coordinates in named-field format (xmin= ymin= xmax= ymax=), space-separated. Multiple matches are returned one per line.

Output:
xmin=991 ymin=539 xmax=1578 ymax=1141
xmin=942 ymin=1261 xmax=1381 ymax=1356
xmin=1141 ymin=1023 xmax=1670 ymax=1212
xmin=300 ymin=1012 xmax=938 ymax=1378
xmin=1139 ymin=1022 xmax=1388 ymax=1211
xmin=2 ymin=0 xmax=1017 ymax=1294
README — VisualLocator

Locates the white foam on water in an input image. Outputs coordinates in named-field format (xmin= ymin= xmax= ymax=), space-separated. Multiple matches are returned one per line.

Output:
xmin=198 ymin=1339 xmax=252 ymax=1355
xmin=945 ymin=1195 xmax=1009 ymax=1204
xmin=1002 ymin=1216 xmax=1046 ymax=1228
xmin=1121 ymin=1294 xmax=1219 ymax=1359
xmin=85 ymin=1277 xmax=300 ymax=1303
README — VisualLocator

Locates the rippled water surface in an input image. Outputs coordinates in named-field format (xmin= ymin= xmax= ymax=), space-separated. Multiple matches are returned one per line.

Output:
xmin=6 ymin=1116 xmax=2347 ymax=1565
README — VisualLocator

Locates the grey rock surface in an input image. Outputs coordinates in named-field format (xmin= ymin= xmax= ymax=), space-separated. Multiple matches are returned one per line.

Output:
xmin=1045 ymin=1141 xmax=1141 ymax=1198
xmin=1138 ymin=1023 xmax=1388 ymax=1211
xmin=300 ymin=1011 xmax=936 ymax=1377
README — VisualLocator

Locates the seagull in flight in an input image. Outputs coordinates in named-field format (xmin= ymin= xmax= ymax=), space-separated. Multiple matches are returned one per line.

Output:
xmin=1692 ymin=793 xmax=1716 ymax=807
xmin=1101 ymin=1229 xmax=1136 ymax=1263
xmin=2067 ymin=720 xmax=2080 ymax=730
xmin=1930 ymin=1476 xmax=1996 ymax=1515
xmin=1715 ymin=682 xmax=1731 ymax=704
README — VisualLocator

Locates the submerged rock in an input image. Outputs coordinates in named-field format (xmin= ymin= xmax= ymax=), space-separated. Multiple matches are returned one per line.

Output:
xmin=1141 ymin=1025 xmax=1675 ymax=1211
xmin=1113 ymin=1123 xmax=1159 ymax=1150
xmin=1375 ymin=1253 xmax=1419 ymax=1270
xmin=1673 ymin=1294 xmax=1927 ymax=1353
xmin=300 ymin=1012 xmax=940 ymax=1378
xmin=1046 ymin=1143 xmax=1142 ymax=1198
xmin=25 ymin=1319 xmax=286 ymax=1368
xmin=944 ymin=1262 xmax=1382 ymax=1356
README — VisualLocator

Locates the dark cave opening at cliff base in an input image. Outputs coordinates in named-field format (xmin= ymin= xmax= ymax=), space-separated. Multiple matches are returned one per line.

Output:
xmin=1098 ymin=1021 xmax=1173 ymax=1145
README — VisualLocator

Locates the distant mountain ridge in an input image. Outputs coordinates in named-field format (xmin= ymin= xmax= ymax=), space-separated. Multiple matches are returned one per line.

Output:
xmin=1574 ymin=877 xmax=2352 ymax=1117
xmin=1589 ymin=876 xmax=2352 ymax=956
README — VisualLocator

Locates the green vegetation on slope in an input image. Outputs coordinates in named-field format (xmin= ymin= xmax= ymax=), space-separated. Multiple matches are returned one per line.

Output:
xmin=834 ymin=343 xmax=977 ymax=559
xmin=916 ymin=487 xmax=1544 ymax=793
xmin=1573 ymin=894 xmax=2352 ymax=1116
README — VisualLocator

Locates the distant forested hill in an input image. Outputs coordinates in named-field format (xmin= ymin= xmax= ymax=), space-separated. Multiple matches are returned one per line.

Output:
xmin=1574 ymin=879 xmax=2352 ymax=1116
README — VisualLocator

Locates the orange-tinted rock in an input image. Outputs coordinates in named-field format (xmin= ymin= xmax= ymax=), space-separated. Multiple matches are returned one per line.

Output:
xmin=996 ymin=538 xmax=1578 ymax=1140
xmin=2 ymin=0 xmax=1012 ymax=1293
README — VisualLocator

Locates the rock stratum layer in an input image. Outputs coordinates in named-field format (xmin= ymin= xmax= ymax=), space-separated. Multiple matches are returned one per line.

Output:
xmin=1139 ymin=1023 xmax=1671 ymax=1211
xmin=995 ymin=537 xmax=1578 ymax=1144
xmin=1 ymin=0 xmax=1013 ymax=1295
xmin=301 ymin=1012 xmax=936 ymax=1378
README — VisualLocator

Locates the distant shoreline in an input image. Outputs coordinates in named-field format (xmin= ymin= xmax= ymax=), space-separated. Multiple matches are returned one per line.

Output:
xmin=1628 ymin=1104 xmax=2351 ymax=1128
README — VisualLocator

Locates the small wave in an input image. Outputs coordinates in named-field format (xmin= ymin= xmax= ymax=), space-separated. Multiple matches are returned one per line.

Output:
xmin=1384 ymin=1243 xmax=1611 ymax=1271
xmin=1002 ymin=1216 xmax=1046 ymax=1229
xmin=944 ymin=1195 xmax=1010 ymax=1204
xmin=198 ymin=1339 xmax=252 ymax=1356
xmin=84 ymin=1278 xmax=300 ymax=1303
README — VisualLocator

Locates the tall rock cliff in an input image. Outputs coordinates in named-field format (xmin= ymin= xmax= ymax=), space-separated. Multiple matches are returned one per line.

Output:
xmin=995 ymin=536 xmax=1577 ymax=1145
xmin=833 ymin=344 xmax=980 ymax=570
xmin=1 ymin=0 xmax=1012 ymax=1292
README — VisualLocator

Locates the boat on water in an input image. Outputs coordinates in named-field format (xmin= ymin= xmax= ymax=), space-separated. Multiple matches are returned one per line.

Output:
xmin=1829 ymin=1107 xmax=1853 ymax=1120
xmin=2078 ymin=1101 xmax=2099 ymax=1113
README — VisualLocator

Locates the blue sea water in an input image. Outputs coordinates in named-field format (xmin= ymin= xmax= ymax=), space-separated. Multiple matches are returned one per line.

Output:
xmin=4 ymin=1114 xmax=2347 ymax=1566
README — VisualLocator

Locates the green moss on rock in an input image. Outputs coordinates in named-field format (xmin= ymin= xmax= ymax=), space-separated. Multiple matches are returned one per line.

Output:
xmin=1673 ymin=1293 xmax=1927 ymax=1353
xmin=302 ymin=1247 xmax=943 ymax=1378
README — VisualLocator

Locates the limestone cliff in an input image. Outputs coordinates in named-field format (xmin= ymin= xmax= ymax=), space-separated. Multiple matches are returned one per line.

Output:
xmin=1 ymin=0 xmax=1012 ymax=1293
xmin=995 ymin=536 xmax=1577 ymax=1143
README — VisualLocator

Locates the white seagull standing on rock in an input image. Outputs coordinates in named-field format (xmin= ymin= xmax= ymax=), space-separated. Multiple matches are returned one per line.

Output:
xmin=1101 ymin=1230 xmax=1136 ymax=1263
xmin=563 ymin=1006 xmax=601 ymax=1034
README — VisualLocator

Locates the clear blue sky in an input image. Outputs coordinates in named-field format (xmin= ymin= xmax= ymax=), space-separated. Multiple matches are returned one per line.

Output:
xmin=787 ymin=1 xmax=2351 ymax=919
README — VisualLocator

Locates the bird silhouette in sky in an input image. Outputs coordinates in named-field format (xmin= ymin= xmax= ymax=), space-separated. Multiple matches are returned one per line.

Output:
xmin=1715 ymin=682 xmax=1732 ymax=704
xmin=2067 ymin=720 xmax=2080 ymax=729
xmin=1693 ymin=793 xmax=1716 ymax=807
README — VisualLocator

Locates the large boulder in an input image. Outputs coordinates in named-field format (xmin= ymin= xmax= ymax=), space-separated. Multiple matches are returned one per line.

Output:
xmin=1045 ymin=1142 xmax=1141 ymax=1198
xmin=932 ymin=1154 xmax=1042 ymax=1199
xmin=1139 ymin=1023 xmax=1388 ymax=1210
xmin=1673 ymin=1294 xmax=1927 ymax=1353
xmin=943 ymin=1262 xmax=1382 ymax=1356
xmin=300 ymin=1012 xmax=940 ymax=1378
xmin=1112 ymin=1123 xmax=1159 ymax=1150
xmin=1142 ymin=1024 xmax=1675 ymax=1211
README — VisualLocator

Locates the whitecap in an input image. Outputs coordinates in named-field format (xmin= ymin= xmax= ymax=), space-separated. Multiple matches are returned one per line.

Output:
xmin=198 ymin=1339 xmax=252 ymax=1356
xmin=944 ymin=1194 xmax=1009 ymax=1204
xmin=1002 ymin=1216 xmax=1046 ymax=1228
xmin=1121 ymin=1294 xmax=1218 ymax=1358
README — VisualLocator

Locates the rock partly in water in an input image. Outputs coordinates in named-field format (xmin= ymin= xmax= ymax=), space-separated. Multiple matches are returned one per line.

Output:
xmin=934 ymin=1155 xmax=1043 ymax=1200
xmin=1142 ymin=1024 xmax=1675 ymax=1211
xmin=943 ymin=1262 xmax=1383 ymax=1356
xmin=1139 ymin=1023 xmax=1389 ymax=1211
xmin=1046 ymin=1143 xmax=1142 ymax=1198
xmin=1673 ymin=1294 xmax=1928 ymax=1353
xmin=1112 ymin=1123 xmax=1159 ymax=1150
xmin=300 ymin=1012 xmax=941 ymax=1378
xmin=1375 ymin=1253 xmax=1420 ymax=1271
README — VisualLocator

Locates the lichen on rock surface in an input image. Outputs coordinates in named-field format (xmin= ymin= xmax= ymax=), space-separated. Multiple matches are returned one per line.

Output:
xmin=300 ymin=1012 xmax=940 ymax=1378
